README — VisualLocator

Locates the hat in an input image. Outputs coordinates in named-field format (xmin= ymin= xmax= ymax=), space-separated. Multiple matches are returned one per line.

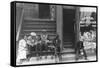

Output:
xmin=30 ymin=32 xmax=36 ymax=36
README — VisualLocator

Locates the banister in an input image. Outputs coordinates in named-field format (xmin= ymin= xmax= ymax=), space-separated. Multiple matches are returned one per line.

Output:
xmin=16 ymin=8 xmax=25 ymax=41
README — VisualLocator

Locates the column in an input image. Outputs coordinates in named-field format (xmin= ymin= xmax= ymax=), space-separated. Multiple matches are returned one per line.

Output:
xmin=56 ymin=5 xmax=63 ymax=51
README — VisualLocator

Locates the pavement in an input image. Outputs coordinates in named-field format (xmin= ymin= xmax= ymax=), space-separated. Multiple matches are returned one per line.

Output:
xmin=17 ymin=49 xmax=96 ymax=65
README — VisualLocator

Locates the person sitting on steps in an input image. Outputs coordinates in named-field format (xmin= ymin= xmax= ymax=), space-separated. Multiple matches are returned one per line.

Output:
xmin=76 ymin=32 xmax=87 ymax=61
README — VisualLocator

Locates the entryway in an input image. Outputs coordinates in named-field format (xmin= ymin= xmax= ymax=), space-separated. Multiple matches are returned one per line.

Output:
xmin=63 ymin=8 xmax=76 ymax=49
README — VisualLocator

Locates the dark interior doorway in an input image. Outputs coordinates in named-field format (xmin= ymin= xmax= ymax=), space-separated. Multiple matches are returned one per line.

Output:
xmin=63 ymin=8 xmax=76 ymax=48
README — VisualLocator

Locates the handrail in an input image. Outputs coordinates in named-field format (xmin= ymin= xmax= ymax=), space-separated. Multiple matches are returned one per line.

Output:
xmin=16 ymin=8 xmax=24 ymax=41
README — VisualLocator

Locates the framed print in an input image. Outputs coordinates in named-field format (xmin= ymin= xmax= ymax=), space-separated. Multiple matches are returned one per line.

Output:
xmin=11 ymin=1 xmax=98 ymax=67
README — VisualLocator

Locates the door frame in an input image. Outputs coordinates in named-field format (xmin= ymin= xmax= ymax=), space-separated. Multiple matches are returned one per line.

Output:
xmin=56 ymin=6 xmax=80 ymax=51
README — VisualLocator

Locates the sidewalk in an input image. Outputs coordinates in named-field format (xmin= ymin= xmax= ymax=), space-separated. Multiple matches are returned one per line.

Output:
xmin=17 ymin=51 xmax=96 ymax=65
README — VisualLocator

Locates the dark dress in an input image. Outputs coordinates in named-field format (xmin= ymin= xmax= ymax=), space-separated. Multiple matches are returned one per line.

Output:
xmin=76 ymin=41 xmax=87 ymax=60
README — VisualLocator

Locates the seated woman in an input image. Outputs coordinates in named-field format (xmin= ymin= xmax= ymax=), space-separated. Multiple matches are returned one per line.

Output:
xmin=17 ymin=35 xmax=27 ymax=64
xmin=76 ymin=32 xmax=87 ymax=60
xmin=38 ymin=30 xmax=53 ymax=59
xmin=26 ymin=32 xmax=38 ymax=60
xmin=52 ymin=34 xmax=61 ymax=60
xmin=40 ymin=30 xmax=51 ymax=51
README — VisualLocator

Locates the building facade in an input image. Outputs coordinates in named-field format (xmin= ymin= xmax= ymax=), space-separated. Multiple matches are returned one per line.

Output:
xmin=16 ymin=3 xmax=97 ymax=65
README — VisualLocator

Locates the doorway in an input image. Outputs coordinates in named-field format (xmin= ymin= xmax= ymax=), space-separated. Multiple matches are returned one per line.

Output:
xmin=63 ymin=8 xmax=76 ymax=49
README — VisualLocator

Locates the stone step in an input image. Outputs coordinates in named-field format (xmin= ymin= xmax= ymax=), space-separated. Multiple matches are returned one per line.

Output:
xmin=23 ymin=23 xmax=56 ymax=26
xmin=63 ymin=42 xmax=73 ymax=48
xmin=62 ymin=54 xmax=75 ymax=58
xmin=22 ymin=25 xmax=56 ymax=29
xmin=22 ymin=28 xmax=55 ymax=31
xmin=24 ymin=20 xmax=55 ymax=24
xmin=24 ymin=17 xmax=56 ymax=22
xmin=20 ymin=32 xmax=56 ymax=36
xmin=23 ymin=29 xmax=56 ymax=32
xmin=62 ymin=48 xmax=75 ymax=53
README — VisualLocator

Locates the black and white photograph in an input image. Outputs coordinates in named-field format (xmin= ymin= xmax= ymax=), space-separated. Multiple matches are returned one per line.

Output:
xmin=11 ymin=1 xmax=97 ymax=66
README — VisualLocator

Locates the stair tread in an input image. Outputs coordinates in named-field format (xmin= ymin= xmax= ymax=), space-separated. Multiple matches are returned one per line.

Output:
xmin=24 ymin=17 xmax=56 ymax=22
xmin=63 ymin=45 xmax=73 ymax=46
xmin=21 ymin=31 xmax=56 ymax=35
xmin=61 ymin=54 xmax=76 ymax=59
xmin=20 ymin=33 xmax=56 ymax=35
xmin=62 ymin=48 xmax=75 ymax=52
xmin=23 ymin=25 xmax=56 ymax=28
xmin=63 ymin=39 xmax=73 ymax=41
xmin=61 ymin=48 xmax=75 ymax=55
xmin=24 ymin=23 xmax=56 ymax=25
xmin=64 ymin=42 xmax=73 ymax=43
xmin=22 ymin=28 xmax=56 ymax=30
xmin=23 ymin=29 xmax=56 ymax=32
